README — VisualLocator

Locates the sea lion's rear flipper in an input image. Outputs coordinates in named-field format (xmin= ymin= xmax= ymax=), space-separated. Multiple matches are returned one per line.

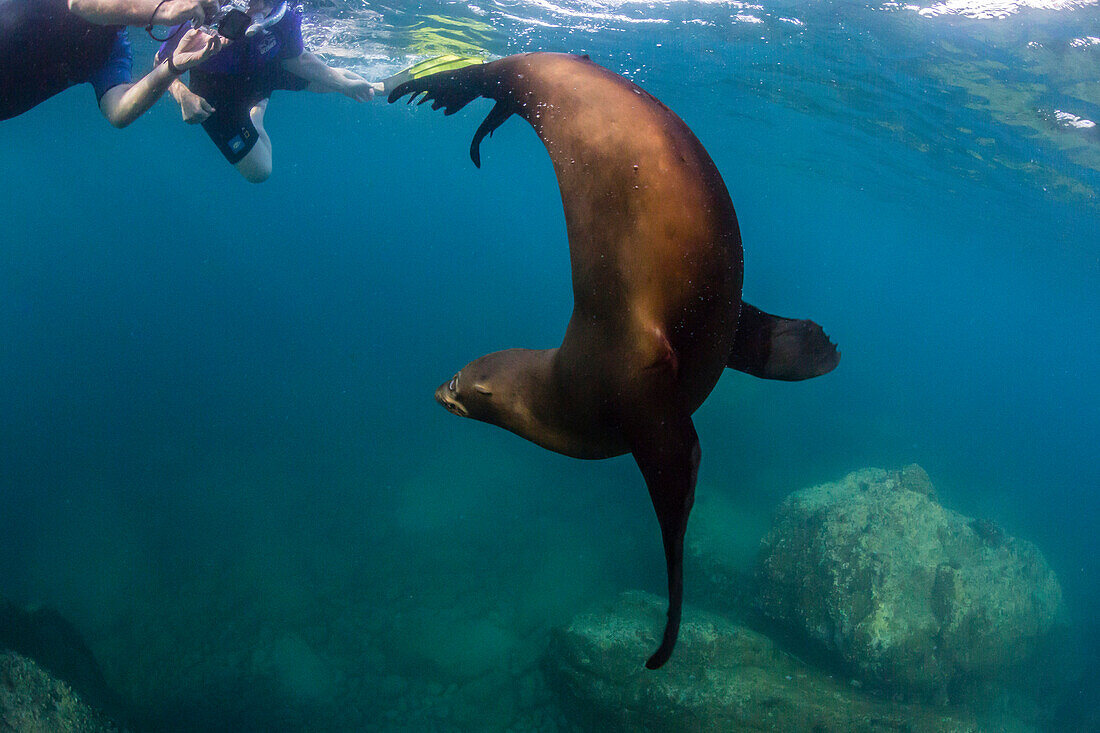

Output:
xmin=623 ymin=404 xmax=700 ymax=670
xmin=388 ymin=60 xmax=514 ymax=168
xmin=728 ymin=302 xmax=840 ymax=381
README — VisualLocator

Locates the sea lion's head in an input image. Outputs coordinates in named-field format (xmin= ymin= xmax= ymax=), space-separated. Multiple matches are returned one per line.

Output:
xmin=435 ymin=351 xmax=510 ymax=423
xmin=434 ymin=348 xmax=551 ymax=433
xmin=434 ymin=369 xmax=481 ymax=419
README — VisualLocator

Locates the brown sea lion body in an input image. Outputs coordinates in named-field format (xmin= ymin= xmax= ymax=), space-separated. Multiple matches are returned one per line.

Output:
xmin=391 ymin=52 xmax=839 ymax=668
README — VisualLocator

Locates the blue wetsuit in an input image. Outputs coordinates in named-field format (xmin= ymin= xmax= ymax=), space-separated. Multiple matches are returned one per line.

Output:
xmin=0 ymin=0 xmax=132 ymax=121
xmin=159 ymin=5 xmax=306 ymax=163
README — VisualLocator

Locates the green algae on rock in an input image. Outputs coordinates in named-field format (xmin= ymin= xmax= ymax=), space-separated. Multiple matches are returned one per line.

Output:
xmin=544 ymin=591 xmax=985 ymax=733
xmin=0 ymin=596 xmax=128 ymax=728
xmin=755 ymin=466 xmax=1063 ymax=702
xmin=0 ymin=651 xmax=121 ymax=732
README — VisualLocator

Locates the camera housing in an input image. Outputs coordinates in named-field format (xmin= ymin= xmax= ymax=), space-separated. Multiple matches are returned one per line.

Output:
xmin=210 ymin=8 xmax=252 ymax=41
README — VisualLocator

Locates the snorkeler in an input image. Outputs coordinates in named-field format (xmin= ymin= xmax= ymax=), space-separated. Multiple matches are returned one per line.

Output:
xmin=156 ymin=0 xmax=375 ymax=183
xmin=0 ymin=0 xmax=223 ymax=124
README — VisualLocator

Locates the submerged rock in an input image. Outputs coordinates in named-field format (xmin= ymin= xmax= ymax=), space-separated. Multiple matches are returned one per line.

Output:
xmin=545 ymin=591 xmax=982 ymax=732
xmin=0 ymin=597 xmax=126 ymax=724
xmin=755 ymin=466 xmax=1063 ymax=702
xmin=0 ymin=650 xmax=120 ymax=732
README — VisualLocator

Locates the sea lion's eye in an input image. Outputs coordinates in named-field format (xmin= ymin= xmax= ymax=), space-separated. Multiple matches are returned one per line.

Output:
xmin=449 ymin=373 xmax=460 ymax=392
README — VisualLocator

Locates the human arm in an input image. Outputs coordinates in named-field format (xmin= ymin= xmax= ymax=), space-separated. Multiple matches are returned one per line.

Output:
xmin=99 ymin=28 xmax=220 ymax=128
xmin=167 ymin=77 xmax=214 ymax=123
xmin=281 ymin=52 xmax=378 ymax=102
xmin=68 ymin=0 xmax=219 ymax=26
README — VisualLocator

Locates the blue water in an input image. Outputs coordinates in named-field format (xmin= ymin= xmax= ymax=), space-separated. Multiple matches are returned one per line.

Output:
xmin=1 ymin=1 xmax=1097 ymax=730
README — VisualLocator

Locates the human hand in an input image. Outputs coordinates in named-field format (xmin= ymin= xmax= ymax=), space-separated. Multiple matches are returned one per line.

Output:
xmin=180 ymin=92 xmax=214 ymax=123
xmin=334 ymin=69 xmax=375 ymax=102
xmin=152 ymin=0 xmax=221 ymax=26
xmin=171 ymin=28 xmax=223 ymax=72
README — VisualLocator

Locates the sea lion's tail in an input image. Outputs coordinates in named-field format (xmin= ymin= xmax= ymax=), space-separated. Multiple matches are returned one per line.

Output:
xmin=388 ymin=59 xmax=514 ymax=168
xmin=728 ymin=302 xmax=840 ymax=381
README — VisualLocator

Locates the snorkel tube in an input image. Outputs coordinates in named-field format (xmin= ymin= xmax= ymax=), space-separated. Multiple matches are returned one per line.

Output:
xmin=245 ymin=1 xmax=287 ymax=37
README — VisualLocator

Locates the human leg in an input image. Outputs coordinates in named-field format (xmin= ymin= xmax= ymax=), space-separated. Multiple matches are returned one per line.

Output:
xmin=190 ymin=72 xmax=271 ymax=181
xmin=234 ymin=98 xmax=272 ymax=183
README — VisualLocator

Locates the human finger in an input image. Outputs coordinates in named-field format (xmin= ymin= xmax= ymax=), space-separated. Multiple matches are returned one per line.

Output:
xmin=178 ymin=27 xmax=213 ymax=53
xmin=176 ymin=28 xmax=200 ymax=50
xmin=180 ymin=34 xmax=219 ymax=67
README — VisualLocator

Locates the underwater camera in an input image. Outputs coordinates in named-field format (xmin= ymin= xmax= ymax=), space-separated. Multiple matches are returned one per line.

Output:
xmin=202 ymin=7 xmax=251 ymax=40
xmin=198 ymin=1 xmax=287 ymax=41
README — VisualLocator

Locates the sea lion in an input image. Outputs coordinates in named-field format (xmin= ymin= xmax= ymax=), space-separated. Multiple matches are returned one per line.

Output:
xmin=390 ymin=53 xmax=839 ymax=669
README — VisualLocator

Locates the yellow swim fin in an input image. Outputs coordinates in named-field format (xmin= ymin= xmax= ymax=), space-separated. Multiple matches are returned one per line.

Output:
xmin=377 ymin=54 xmax=487 ymax=96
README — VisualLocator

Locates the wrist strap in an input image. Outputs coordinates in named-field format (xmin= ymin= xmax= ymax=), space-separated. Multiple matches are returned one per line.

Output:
xmin=145 ymin=0 xmax=173 ymax=41
xmin=165 ymin=53 xmax=182 ymax=76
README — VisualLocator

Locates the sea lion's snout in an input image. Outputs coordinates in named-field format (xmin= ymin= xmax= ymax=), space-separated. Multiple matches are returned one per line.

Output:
xmin=435 ymin=374 xmax=469 ymax=417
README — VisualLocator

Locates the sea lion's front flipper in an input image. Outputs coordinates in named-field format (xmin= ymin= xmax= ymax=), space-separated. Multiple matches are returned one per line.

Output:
xmin=388 ymin=61 xmax=515 ymax=168
xmin=623 ymin=405 xmax=700 ymax=669
xmin=388 ymin=62 xmax=488 ymax=112
xmin=728 ymin=302 xmax=840 ymax=381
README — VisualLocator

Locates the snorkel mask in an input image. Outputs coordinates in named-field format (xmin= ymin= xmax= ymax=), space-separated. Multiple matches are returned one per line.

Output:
xmin=197 ymin=0 xmax=287 ymax=41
